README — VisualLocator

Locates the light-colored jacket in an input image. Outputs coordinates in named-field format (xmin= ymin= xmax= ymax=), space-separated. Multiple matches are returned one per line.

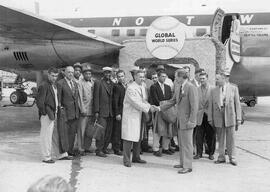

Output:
xmin=77 ymin=79 xmax=94 ymax=116
xmin=197 ymin=84 xmax=214 ymax=126
xmin=208 ymin=83 xmax=242 ymax=128
xmin=160 ymin=81 xmax=198 ymax=130
xmin=121 ymin=82 xmax=151 ymax=142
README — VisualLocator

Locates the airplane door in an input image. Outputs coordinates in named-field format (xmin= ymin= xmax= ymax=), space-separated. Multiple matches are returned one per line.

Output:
xmin=210 ymin=8 xmax=225 ymax=41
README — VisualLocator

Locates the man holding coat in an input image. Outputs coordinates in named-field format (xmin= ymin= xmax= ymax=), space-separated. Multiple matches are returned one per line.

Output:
xmin=121 ymin=69 xmax=156 ymax=167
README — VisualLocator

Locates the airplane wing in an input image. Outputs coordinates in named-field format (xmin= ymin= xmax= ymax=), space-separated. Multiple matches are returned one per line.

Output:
xmin=0 ymin=4 xmax=123 ymax=48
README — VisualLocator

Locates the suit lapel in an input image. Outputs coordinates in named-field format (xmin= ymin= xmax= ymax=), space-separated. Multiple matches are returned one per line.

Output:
xmin=48 ymin=81 xmax=55 ymax=104
xmin=102 ymin=79 xmax=112 ymax=95
xmin=225 ymin=84 xmax=231 ymax=106
xmin=64 ymin=79 xmax=75 ymax=98
xmin=156 ymin=83 xmax=165 ymax=99
xmin=214 ymin=87 xmax=221 ymax=108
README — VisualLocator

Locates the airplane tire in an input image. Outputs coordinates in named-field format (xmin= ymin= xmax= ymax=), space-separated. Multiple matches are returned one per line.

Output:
xmin=10 ymin=91 xmax=27 ymax=104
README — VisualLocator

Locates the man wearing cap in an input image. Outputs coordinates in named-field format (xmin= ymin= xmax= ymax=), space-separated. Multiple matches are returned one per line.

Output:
xmin=194 ymin=72 xmax=216 ymax=160
xmin=93 ymin=66 xmax=114 ymax=157
xmin=208 ymin=69 xmax=241 ymax=166
xmin=57 ymin=66 xmax=80 ymax=156
xmin=158 ymin=68 xmax=198 ymax=174
xmin=191 ymin=68 xmax=204 ymax=88
xmin=73 ymin=63 xmax=82 ymax=83
xmin=77 ymin=63 xmax=95 ymax=155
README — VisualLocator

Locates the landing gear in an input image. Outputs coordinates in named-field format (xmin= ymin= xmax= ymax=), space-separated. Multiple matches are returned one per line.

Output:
xmin=10 ymin=90 xmax=27 ymax=104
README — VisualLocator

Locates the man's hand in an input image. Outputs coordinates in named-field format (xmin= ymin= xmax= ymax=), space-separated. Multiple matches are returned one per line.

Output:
xmin=95 ymin=112 xmax=99 ymax=120
xmin=187 ymin=121 xmax=195 ymax=129
xmin=235 ymin=120 xmax=241 ymax=131
xmin=116 ymin=114 xmax=121 ymax=121
xmin=150 ymin=105 xmax=159 ymax=112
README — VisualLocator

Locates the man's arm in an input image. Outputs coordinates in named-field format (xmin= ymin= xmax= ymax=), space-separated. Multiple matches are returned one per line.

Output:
xmin=160 ymin=89 xmax=177 ymax=111
xmin=126 ymin=87 xmax=151 ymax=113
xmin=93 ymin=81 xmax=100 ymax=116
xmin=113 ymin=85 xmax=121 ymax=116
xmin=77 ymin=81 xmax=86 ymax=115
xmin=36 ymin=83 xmax=47 ymax=115
xmin=187 ymin=85 xmax=199 ymax=129
xmin=234 ymin=86 xmax=242 ymax=124
xmin=208 ymin=89 xmax=214 ymax=126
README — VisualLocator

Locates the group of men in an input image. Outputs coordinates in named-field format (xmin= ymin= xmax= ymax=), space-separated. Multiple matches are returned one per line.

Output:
xmin=36 ymin=62 xmax=242 ymax=174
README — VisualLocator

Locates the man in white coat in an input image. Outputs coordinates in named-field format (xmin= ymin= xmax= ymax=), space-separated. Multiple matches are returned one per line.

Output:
xmin=121 ymin=69 xmax=156 ymax=167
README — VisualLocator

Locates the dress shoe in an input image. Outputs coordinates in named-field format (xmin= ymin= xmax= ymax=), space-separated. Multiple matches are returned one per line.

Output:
xmin=68 ymin=152 xmax=76 ymax=157
xmin=96 ymin=151 xmax=107 ymax=158
xmin=114 ymin=151 xmax=123 ymax=156
xmin=169 ymin=148 xmax=175 ymax=153
xmin=85 ymin=149 xmax=93 ymax=153
xmin=178 ymin=168 xmax=192 ymax=174
xmin=193 ymin=154 xmax=202 ymax=159
xmin=214 ymin=160 xmax=226 ymax=164
xmin=230 ymin=160 xmax=237 ymax=166
xmin=59 ymin=156 xmax=74 ymax=160
xmin=174 ymin=146 xmax=179 ymax=151
xmin=123 ymin=162 xmax=131 ymax=167
xmin=209 ymin=155 xmax=214 ymax=160
xmin=42 ymin=159 xmax=55 ymax=164
xmin=132 ymin=159 xmax=147 ymax=164
xmin=153 ymin=151 xmax=162 ymax=157
xmin=173 ymin=164 xmax=183 ymax=169
xmin=103 ymin=149 xmax=113 ymax=154
xmin=78 ymin=151 xmax=86 ymax=156
xmin=162 ymin=149 xmax=173 ymax=155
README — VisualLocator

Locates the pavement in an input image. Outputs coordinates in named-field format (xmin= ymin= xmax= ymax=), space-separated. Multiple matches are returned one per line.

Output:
xmin=0 ymin=96 xmax=270 ymax=192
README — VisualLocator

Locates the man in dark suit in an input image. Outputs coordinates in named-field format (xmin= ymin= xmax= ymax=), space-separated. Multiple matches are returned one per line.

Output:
xmin=37 ymin=67 xmax=72 ymax=163
xmin=93 ymin=67 xmax=114 ymax=157
xmin=57 ymin=66 xmax=80 ymax=156
xmin=150 ymin=69 xmax=173 ymax=157
xmin=112 ymin=70 xmax=126 ymax=155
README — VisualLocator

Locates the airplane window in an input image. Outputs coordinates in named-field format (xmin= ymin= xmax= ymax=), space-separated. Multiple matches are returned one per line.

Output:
xmin=112 ymin=29 xmax=120 ymax=36
xmin=196 ymin=28 xmax=207 ymax=37
xmin=139 ymin=28 xmax=147 ymax=36
xmin=88 ymin=29 xmax=95 ymax=34
xmin=127 ymin=29 xmax=135 ymax=36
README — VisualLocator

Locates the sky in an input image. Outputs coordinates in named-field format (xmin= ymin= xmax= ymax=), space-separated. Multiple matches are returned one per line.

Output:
xmin=2 ymin=0 xmax=270 ymax=18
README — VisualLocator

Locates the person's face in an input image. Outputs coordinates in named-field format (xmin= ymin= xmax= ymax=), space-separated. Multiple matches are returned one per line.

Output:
xmin=48 ymin=72 xmax=58 ymax=84
xmin=174 ymin=72 xmax=184 ymax=84
xmin=83 ymin=71 xmax=92 ymax=81
xmin=135 ymin=72 xmax=145 ymax=85
xmin=74 ymin=67 xmax=81 ymax=79
xmin=158 ymin=73 xmax=166 ymax=84
xmin=65 ymin=67 xmax=74 ymax=80
xmin=195 ymin=73 xmax=200 ymax=81
xmin=232 ymin=15 xmax=237 ymax=20
xmin=117 ymin=72 xmax=125 ymax=84
xmin=112 ymin=68 xmax=119 ymax=77
xmin=216 ymin=74 xmax=225 ymax=86
xmin=200 ymin=75 xmax=208 ymax=85
xmin=103 ymin=71 xmax=111 ymax=80
xmin=151 ymin=74 xmax=158 ymax=83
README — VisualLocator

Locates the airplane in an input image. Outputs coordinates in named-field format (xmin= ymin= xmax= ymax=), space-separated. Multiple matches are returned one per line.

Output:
xmin=0 ymin=3 xmax=269 ymax=105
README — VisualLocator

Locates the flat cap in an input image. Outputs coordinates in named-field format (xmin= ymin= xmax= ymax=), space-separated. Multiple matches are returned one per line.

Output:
xmin=102 ymin=67 xmax=112 ymax=72
xmin=73 ymin=62 xmax=82 ymax=69
xmin=130 ymin=66 xmax=140 ymax=72
xmin=195 ymin=68 xmax=205 ymax=74
xmin=82 ymin=65 xmax=92 ymax=72
xmin=156 ymin=65 xmax=165 ymax=72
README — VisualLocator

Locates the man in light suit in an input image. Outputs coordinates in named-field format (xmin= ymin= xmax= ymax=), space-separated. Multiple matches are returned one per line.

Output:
xmin=121 ymin=69 xmax=156 ymax=167
xmin=208 ymin=70 xmax=242 ymax=166
xmin=77 ymin=64 xmax=95 ymax=155
xmin=159 ymin=68 xmax=198 ymax=174
xmin=57 ymin=66 xmax=80 ymax=156
xmin=194 ymin=72 xmax=216 ymax=160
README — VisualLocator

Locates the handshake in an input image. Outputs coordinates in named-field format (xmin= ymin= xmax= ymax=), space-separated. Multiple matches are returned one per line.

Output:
xmin=149 ymin=105 xmax=160 ymax=112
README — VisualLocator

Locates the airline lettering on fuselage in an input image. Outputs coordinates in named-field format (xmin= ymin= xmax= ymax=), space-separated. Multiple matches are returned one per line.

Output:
xmin=186 ymin=16 xmax=195 ymax=25
xmin=136 ymin=17 xmax=144 ymax=25
xmin=240 ymin=14 xmax=254 ymax=24
xmin=113 ymin=18 xmax=122 ymax=26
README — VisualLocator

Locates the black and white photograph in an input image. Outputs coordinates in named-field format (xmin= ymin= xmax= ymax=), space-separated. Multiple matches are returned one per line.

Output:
xmin=0 ymin=0 xmax=270 ymax=191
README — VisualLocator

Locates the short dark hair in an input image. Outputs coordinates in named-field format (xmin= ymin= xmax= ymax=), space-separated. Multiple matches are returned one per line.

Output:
xmin=116 ymin=70 xmax=125 ymax=76
xmin=151 ymin=71 xmax=158 ymax=76
xmin=157 ymin=70 xmax=166 ymax=77
xmin=48 ymin=67 xmax=58 ymax=74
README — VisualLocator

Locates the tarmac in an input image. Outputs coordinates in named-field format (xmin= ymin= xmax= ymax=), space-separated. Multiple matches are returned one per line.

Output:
xmin=0 ymin=97 xmax=270 ymax=192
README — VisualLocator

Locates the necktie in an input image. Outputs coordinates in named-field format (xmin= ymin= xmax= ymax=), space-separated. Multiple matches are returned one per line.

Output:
xmin=70 ymin=80 xmax=75 ymax=94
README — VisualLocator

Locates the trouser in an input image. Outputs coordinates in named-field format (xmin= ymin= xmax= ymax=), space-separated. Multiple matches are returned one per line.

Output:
xmin=153 ymin=133 xmax=170 ymax=151
xmin=193 ymin=126 xmax=198 ymax=154
xmin=77 ymin=116 xmax=93 ymax=151
xmin=123 ymin=140 xmax=141 ymax=164
xmin=141 ymin=125 xmax=151 ymax=151
xmin=66 ymin=119 xmax=78 ymax=154
xmin=40 ymin=115 xmax=67 ymax=161
xmin=178 ymin=128 xmax=193 ymax=169
xmin=97 ymin=116 xmax=113 ymax=152
xmin=217 ymin=126 xmax=236 ymax=161
xmin=112 ymin=118 xmax=122 ymax=152
xmin=196 ymin=113 xmax=216 ymax=156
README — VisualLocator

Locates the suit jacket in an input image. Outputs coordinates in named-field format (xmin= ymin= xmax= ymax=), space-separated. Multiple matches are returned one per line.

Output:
xmin=112 ymin=82 xmax=126 ymax=117
xmin=160 ymin=81 xmax=198 ymax=130
xmin=36 ymin=80 xmax=57 ymax=120
xmin=93 ymin=78 xmax=114 ymax=117
xmin=57 ymin=78 xmax=80 ymax=120
xmin=208 ymin=83 xmax=242 ymax=128
xmin=197 ymin=84 xmax=214 ymax=126
xmin=150 ymin=82 xmax=172 ymax=106
xmin=77 ymin=79 xmax=94 ymax=116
